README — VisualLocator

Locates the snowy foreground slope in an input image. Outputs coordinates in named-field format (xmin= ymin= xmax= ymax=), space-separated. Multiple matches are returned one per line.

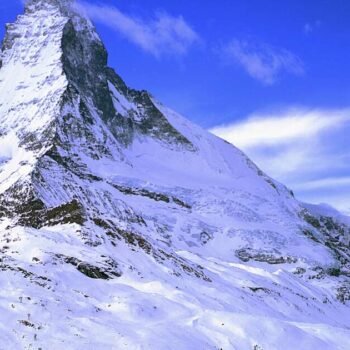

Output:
xmin=0 ymin=1 xmax=350 ymax=349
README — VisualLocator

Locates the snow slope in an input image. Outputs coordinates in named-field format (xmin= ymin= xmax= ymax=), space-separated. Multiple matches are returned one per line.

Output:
xmin=0 ymin=1 xmax=350 ymax=349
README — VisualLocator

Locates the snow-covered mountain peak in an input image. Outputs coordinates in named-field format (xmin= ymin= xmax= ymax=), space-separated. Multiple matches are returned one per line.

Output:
xmin=25 ymin=0 xmax=75 ymax=12
xmin=1 ymin=2 xmax=350 ymax=348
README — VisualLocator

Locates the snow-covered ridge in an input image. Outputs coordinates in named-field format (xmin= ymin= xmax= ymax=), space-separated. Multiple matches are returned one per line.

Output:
xmin=0 ymin=1 xmax=350 ymax=348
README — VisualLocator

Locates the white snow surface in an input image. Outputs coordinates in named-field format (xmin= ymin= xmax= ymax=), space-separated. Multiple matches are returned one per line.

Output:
xmin=0 ymin=1 xmax=350 ymax=349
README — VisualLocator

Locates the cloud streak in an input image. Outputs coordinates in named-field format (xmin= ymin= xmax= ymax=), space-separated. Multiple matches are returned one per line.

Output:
xmin=304 ymin=21 xmax=321 ymax=35
xmin=211 ymin=107 xmax=350 ymax=213
xmin=77 ymin=1 xmax=200 ymax=58
xmin=295 ymin=176 xmax=350 ymax=191
xmin=210 ymin=108 xmax=348 ymax=148
xmin=222 ymin=39 xmax=304 ymax=85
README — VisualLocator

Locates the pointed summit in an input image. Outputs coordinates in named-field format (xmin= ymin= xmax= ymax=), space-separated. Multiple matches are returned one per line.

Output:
xmin=24 ymin=0 xmax=74 ymax=12
xmin=0 ymin=0 xmax=193 ymax=150
xmin=0 ymin=0 xmax=194 ymax=224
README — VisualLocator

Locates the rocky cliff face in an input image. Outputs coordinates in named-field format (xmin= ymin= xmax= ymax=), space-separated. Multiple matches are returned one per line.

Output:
xmin=1 ymin=1 xmax=350 ymax=349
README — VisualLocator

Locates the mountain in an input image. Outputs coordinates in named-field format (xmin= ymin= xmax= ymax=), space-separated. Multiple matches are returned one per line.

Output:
xmin=1 ymin=1 xmax=350 ymax=349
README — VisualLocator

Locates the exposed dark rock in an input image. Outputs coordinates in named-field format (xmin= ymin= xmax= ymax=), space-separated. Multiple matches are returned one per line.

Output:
xmin=327 ymin=267 xmax=341 ymax=277
xmin=236 ymin=248 xmax=297 ymax=264
xmin=77 ymin=263 xmax=110 ymax=280
xmin=301 ymin=211 xmax=322 ymax=229
xmin=293 ymin=267 xmax=306 ymax=275
xmin=18 ymin=320 xmax=35 ymax=328
xmin=0 ymin=182 xmax=46 ymax=228
xmin=93 ymin=217 xmax=211 ymax=282
xmin=301 ymin=210 xmax=350 ymax=268
xmin=0 ymin=263 xmax=51 ymax=287
xmin=109 ymin=183 xmax=191 ymax=209
xmin=248 ymin=287 xmax=271 ymax=293
xmin=337 ymin=285 xmax=350 ymax=304
xmin=56 ymin=254 xmax=121 ymax=279
xmin=43 ymin=199 xmax=86 ymax=227
xmin=302 ymin=229 xmax=321 ymax=243
xmin=106 ymin=68 xmax=195 ymax=149
xmin=200 ymin=232 xmax=212 ymax=245
xmin=61 ymin=19 xmax=114 ymax=123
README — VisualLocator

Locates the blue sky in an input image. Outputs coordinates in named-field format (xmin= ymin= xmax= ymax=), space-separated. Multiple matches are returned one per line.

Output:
xmin=1 ymin=0 xmax=350 ymax=213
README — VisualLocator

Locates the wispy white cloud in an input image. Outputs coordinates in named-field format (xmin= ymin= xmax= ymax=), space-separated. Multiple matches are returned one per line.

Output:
xmin=210 ymin=108 xmax=348 ymax=148
xmin=303 ymin=23 xmax=313 ymax=35
xmin=304 ymin=20 xmax=321 ymax=35
xmin=222 ymin=39 xmax=304 ymax=85
xmin=210 ymin=108 xmax=350 ymax=213
xmin=295 ymin=176 xmax=350 ymax=191
xmin=76 ymin=1 xmax=200 ymax=58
